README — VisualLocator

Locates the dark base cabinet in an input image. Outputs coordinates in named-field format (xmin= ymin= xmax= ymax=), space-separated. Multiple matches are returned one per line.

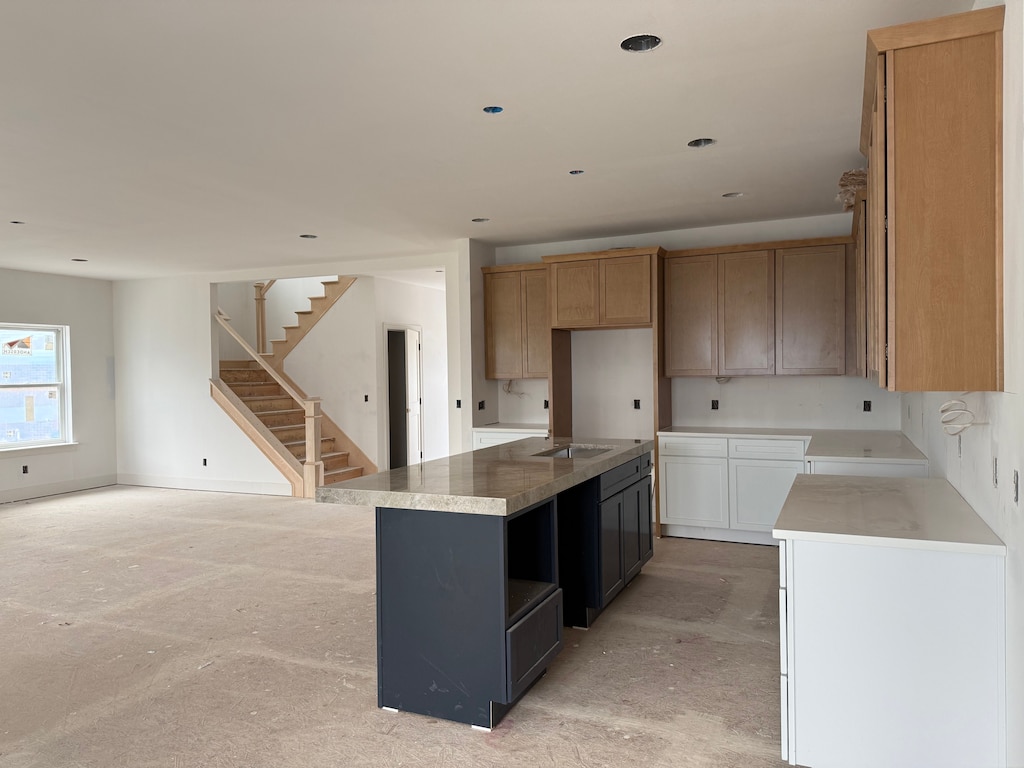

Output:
xmin=376 ymin=500 xmax=561 ymax=729
xmin=559 ymin=453 xmax=653 ymax=628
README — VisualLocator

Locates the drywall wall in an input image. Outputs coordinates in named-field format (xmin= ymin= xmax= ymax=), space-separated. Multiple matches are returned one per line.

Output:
xmin=374 ymin=277 xmax=449 ymax=462
xmin=497 ymin=378 xmax=549 ymax=425
xmin=0 ymin=268 xmax=117 ymax=502
xmin=469 ymin=240 xmax=499 ymax=431
xmin=494 ymin=212 xmax=853 ymax=265
xmin=903 ymin=2 xmax=1023 ymax=761
xmin=284 ymin=277 xmax=379 ymax=465
xmin=214 ymin=280 xmax=256 ymax=358
xmin=114 ymin=276 xmax=291 ymax=495
xmin=572 ymin=329 xmax=655 ymax=439
xmin=262 ymin=275 xmax=336 ymax=345
xmin=672 ymin=375 xmax=901 ymax=429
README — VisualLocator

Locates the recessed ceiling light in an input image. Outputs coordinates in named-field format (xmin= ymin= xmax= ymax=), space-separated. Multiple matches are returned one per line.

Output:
xmin=482 ymin=106 xmax=504 ymax=114
xmin=722 ymin=192 xmax=744 ymax=198
xmin=9 ymin=220 xmax=24 ymax=224
xmin=687 ymin=138 xmax=717 ymax=148
xmin=621 ymin=34 xmax=662 ymax=52
xmin=299 ymin=234 xmax=318 ymax=239
xmin=471 ymin=218 xmax=490 ymax=223
xmin=71 ymin=258 xmax=88 ymax=262
xmin=568 ymin=169 xmax=584 ymax=175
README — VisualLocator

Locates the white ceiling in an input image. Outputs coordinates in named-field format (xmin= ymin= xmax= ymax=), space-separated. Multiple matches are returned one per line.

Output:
xmin=1 ymin=0 xmax=973 ymax=281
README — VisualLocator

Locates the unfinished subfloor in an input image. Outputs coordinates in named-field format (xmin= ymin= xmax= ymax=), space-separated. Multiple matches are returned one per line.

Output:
xmin=0 ymin=486 xmax=786 ymax=768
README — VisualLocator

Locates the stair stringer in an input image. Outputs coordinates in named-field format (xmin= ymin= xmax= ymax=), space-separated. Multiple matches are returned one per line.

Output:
xmin=263 ymin=277 xmax=358 ymax=368
xmin=209 ymin=379 xmax=304 ymax=496
xmin=273 ymin=368 xmax=378 ymax=476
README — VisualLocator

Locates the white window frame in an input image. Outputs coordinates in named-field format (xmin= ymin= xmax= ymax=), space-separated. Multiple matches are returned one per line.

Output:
xmin=0 ymin=323 xmax=73 ymax=450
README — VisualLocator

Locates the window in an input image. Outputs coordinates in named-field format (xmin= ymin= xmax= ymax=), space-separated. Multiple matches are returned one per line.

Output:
xmin=0 ymin=324 xmax=71 ymax=448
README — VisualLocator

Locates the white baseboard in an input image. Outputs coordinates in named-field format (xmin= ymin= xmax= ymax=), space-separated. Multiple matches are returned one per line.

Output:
xmin=116 ymin=474 xmax=292 ymax=497
xmin=660 ymin=523 xmax=778 ymax=546
xmin=0 ymin=475 xmax=117 ymax=505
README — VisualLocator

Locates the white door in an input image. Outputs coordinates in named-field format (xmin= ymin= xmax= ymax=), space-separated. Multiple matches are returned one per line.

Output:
xmin=660 ymin=456 xmax=729 ymax=527
xmin=405 ymin=329 xmax=422 ymax=465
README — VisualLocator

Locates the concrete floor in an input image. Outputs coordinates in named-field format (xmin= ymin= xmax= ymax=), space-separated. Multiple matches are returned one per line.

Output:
xmin=0 ymin=486 xmax=787 ymax=768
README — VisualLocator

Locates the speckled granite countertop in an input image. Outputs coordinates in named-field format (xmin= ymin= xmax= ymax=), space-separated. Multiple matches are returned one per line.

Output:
xmin=774 ymin=475 xmax=1004 ymax=555
xmin=316 ymin=436 xmax=654 ymax=516
xmin=658 ymin=427 xmax=926 ymax=463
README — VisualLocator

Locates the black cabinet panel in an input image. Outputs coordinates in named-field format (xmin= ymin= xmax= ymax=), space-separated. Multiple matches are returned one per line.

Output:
xmin=599 ymin=495 xmax=625 ymax=606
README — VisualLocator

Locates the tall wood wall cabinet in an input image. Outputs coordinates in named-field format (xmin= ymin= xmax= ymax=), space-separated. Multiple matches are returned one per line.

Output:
xmin=482 ymin=264 xmax=550 ymax=380
xmin=862 ymin=6 xmax=1004 ymax=392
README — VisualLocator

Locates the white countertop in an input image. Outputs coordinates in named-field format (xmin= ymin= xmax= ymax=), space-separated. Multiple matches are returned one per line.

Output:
xmin=317 ymin=436 xmax=653 ymax=516
xmin=773 ymin=474 xmax=1005 ymax=555
xmin=658 ymin=427 xmax=926 ymax=463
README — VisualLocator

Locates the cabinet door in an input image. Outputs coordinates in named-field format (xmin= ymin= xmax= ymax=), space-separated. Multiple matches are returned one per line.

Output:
xmin=622 ymin=482 xmax=641 ymax=585
xmin=718 ymin=251 xmax=775 ymax=376
xmin=550 ymin=260 xmax=599 ymax=328
xmin=484 ymin=271 xmax=524 ymax=379
xmin=661 ymin=456 xmax=728 ymax=528
xmin=665 ymin=255 xmax=718 ymax=376
xmin=884 ymin=27 xmax=1002 ymax=391
xmin=600 ymin=254 xmax=651 ymax=326
xmin=867 ymin=54 xmax=888 ymax=388
xmin=849 ymin=206 xmax=868 ymax=379
xmin=775 ymin=245 xmax=845 ymax=375
xmin=728 ymin=459 xmax=803 ymax=532
xmin=521 ymin=268 xmax=550 ymax=378
xmin=598 ymin=495 xmax=624 ymax=606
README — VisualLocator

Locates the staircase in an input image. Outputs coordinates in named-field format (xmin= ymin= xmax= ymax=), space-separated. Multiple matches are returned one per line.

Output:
xmin=260 ymin=277 xmax=357 ymax=367
xmin=218 ymin=360 xmax=364 ymax=485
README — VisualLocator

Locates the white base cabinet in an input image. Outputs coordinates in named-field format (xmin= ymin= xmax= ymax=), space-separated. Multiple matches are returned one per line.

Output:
xmin=779 ymin=537 xmax=1005 ymax=768
xmin=659 ymin=435 xmax=805 ymax=544
xmin=472 ymin=427 xmax=547 ymax=450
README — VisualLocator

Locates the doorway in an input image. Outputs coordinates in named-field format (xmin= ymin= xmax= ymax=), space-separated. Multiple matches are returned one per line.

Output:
xmin=386 ymin=326 xmax=422 ymax=469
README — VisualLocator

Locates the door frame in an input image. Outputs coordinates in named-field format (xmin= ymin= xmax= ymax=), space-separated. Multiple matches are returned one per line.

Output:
xmin=381 ymin=322 xmax=424 ymax=469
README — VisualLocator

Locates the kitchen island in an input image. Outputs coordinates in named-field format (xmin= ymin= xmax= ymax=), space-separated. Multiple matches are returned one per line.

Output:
xmin=317 ymin=436 xmax=655 ymax=729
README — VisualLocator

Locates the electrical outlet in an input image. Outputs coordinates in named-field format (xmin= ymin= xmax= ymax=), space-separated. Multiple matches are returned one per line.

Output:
xmin=364 ymin=394 xmax=369 ymax=402
xmin=202 ymin=458 xmax=207 ymax=467
xmin=633 ymin=399 xmax=641 ymax=410
xmin=543 ymin=399 xmax=549 ymax=409
xmin=863 ymin=400 xmax=872 ymax=412
xmin=477 ymin=400 xmax=485 ymax=410
xmin=21 ymin=465 xmax=28 ymax=474
xmin=711 ymin=400 xmax=719 ymax=410
xmin=456 ymin=399 xmax=461 ymax=408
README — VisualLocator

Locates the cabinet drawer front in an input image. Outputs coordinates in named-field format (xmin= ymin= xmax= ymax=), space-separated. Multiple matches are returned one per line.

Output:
xmin=808 ymin=459 xmax=928 ymax=478
xmin=506 ymin=588 xmax=563 ymax=703
xmin=729 ymin=438 xmax=805 ymax=461
xmin=600 ymin=457 xmax=644 ymax=499
xmin=659 ymin=436 xmax=728 ymax=458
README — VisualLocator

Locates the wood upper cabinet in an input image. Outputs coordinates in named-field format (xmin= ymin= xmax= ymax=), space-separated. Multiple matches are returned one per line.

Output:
xmin=483 ymin=264 xmax=549 ymax=380
xmin=546 ymin=249 xmax=655 ymax=329
xmin=775 ymin=245 xmax=845 ymax=375
xmin=600 ymin=254 xmax=651 ymax=325
xmin=664 ymin=249 xmax=774 ymax=377
xmin=719 ymin=251 xmax=775 ymax=376
xmin=549 ymin=259 xmax=599 ymax=328
xmin=862 ymin=6 xmax=1003 ymax=391
xmin=664 ymin=255 xmax=717 ymax=376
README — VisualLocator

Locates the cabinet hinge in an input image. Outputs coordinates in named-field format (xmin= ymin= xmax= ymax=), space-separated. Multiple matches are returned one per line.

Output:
xmin=884 ymin=215 xmax=888 ymax=233
xmin=884 ymin=343 xmax=889 ymax=361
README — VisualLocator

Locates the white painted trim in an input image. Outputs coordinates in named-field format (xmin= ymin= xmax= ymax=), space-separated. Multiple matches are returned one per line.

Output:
xmin=116 ymin=474 xmax=291 ymax=496
xmin=0 ymin=476 xmax=117 ymax=504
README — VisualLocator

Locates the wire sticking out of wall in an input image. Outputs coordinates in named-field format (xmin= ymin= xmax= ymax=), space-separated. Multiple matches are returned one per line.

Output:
xmin=503 ymin=380 xmax=527 ymax=398
xmin=939 ymin=396 xmax=978 ymax=435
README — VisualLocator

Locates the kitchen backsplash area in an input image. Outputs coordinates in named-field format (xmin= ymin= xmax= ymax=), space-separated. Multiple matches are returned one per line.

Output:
xmin=671 ymin=375 xmax=901 ymax=429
